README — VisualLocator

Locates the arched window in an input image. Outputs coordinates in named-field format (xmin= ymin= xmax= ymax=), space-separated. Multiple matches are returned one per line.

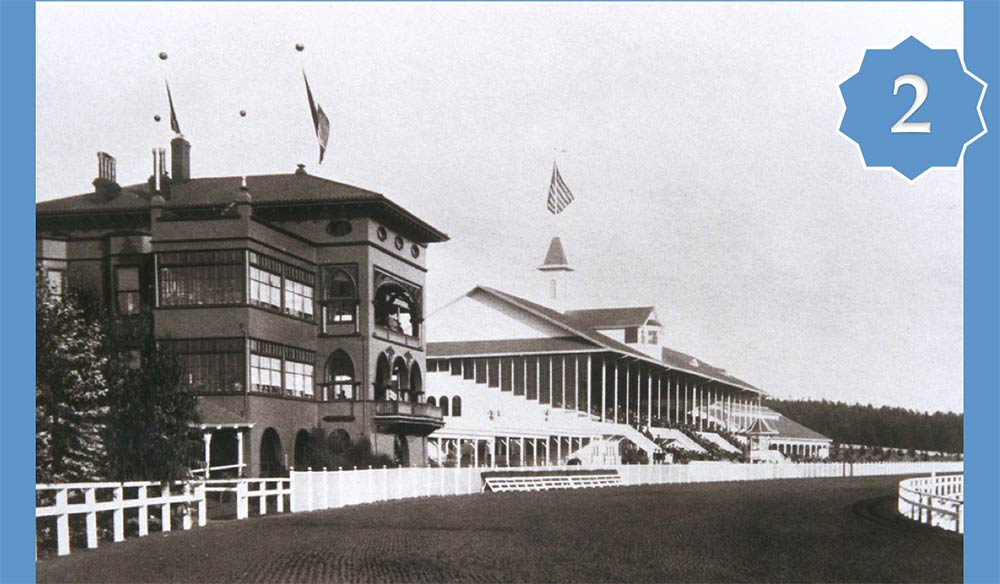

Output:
xmin=374 ymin=281 xmax=421 ymax=338
xmin=375 ymin=353 xmax=391 ymax=401
xmin=390 ymin=357 xmax=409 ymax=401
xmin=326 ymin=350 xmax=355 ymax=400
xmin=321 ymin=267 xmax=357 ymax=331
xmin=426 ymin=396 xmax=437 ymax=407
xmin=293 ymin=429 xmax=310 ymax=469
xmin=440 ymin=396 xmax=450 ymax=417
xmin=409 ymin=363 xmax=423 ymax=402
xmin=452 ymin=396 xmax=463 ymax=417
xmin=259 ymin=428 xmax=283 ymax=478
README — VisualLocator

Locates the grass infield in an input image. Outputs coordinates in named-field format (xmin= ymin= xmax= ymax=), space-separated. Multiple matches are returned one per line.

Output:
xmin=37 ymin=474 xmax=961 ymax=583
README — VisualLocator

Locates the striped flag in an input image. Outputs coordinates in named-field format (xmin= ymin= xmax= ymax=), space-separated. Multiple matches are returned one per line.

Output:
xmin=546 ymin=161 xmax=575 ymax=214
xmin=165 ymin=81 xmax=181 ymax=135
xmin=303 ymin=71 xmax=330 ymax=164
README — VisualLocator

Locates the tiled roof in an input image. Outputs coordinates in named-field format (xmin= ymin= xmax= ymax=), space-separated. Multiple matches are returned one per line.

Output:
xmin=565 ymin=306 xmax=656 ymax=329
xmin=428 ymin=337 xmax=601 ymax=357
xmin=466 ymin=286 xmax=763 ymax=395
xmin=36 ymin=172 xmax=449 ymax=242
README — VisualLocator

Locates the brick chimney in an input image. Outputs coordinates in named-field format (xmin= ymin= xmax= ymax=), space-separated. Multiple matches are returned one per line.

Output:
xmin=92 ymin=151 xmax=121 ymax=201
xmin=171 ymin=136 xmax=191 ymax=182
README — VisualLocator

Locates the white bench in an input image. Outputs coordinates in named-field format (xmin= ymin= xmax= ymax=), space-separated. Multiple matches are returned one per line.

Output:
xmin=484 ymin=473 xmax=622 ymax=493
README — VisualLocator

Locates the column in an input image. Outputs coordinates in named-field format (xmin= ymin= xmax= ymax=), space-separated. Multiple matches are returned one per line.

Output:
xmin=437 ymin=437 xmax=444 ymax=465
xmin=601 ymin=358 xmax=607 ymax=422
xmin=473 ymin=439 xmax=479 ymax=468
xmin=533 ymin=438 xmax=538 ymax=466
xmin=557 ymin=436 xmax=562 ymax=464
xmin=657 ymin=375 xmax=662 ymax=421
xmin=587 ymin=354 xmax=593 ymax=417
xmin=625 ymin=362 xmax=631 ymax=427
xmin=647 ymin=373 xmax=653 ymax=428
xmin=674 ymin=376 xmax=679 ymax=425
xmin=614 ymin=360 xmax=619 ymax=424
xmin=636 ymin=368 xmax=642 ymax=428
xmin=504 ymin=437 xmax=511 ymax=467
xmin=202 ymin=431 xmax=212 ymax=478
xmin=546 ymin=438 xmax=551 ymax=466
xmin=236 ymin=429 xmax=244 ymax=477
xmin=683 ymin=380 xmax=689 ymax=425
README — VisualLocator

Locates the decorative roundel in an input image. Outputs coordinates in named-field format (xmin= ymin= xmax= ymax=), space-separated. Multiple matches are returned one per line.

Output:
xmin=394 ymin=236 xmax=405 ymax=251
xmin=376 ymin=226 xmax=388 ymax=241
xmin=327 ymin=219 xmax=352 ymax=237
xmin=411 ymin=244 xmax=420 ymax=259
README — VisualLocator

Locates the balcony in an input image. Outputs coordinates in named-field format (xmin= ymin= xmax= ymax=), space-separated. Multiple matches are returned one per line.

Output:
xmin=374 ymin=400 xmax=444 ymax=436
xmin=373 ymin=326 xmax=422 ymax=350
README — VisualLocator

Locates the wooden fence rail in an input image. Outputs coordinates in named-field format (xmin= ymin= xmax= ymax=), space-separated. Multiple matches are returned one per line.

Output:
xmin=897 ymin=473 xmax=964 ymax=534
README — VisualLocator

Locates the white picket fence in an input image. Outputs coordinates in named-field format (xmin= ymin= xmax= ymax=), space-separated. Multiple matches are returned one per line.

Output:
xmin=898 ymin=473 xmax=964 ymax=533
xmin=35 ymin=477 xmax=291 ymax=558
xmin=38 ymin=462 xmax=962 ymax=559
xmin=290 ymin=460 xmax=965 ymax=513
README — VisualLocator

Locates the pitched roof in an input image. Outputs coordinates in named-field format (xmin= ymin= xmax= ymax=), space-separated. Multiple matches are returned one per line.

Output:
xmin=36 ymin=172 xmax=449 ymax=242
xmin=745 ymin=417 xmax=778 ymax=435
xmin=538 ymin=237 xmax=571 ymax=271
xmin=760 ymin=407 xmax=831 ymax=441
xmin=449 ymin=286 xmax=763 ymax=395
xmin=428 ymin=337 xmax=601 ymax=357
xmin=565 ymin=306 xmax=656 ymax=329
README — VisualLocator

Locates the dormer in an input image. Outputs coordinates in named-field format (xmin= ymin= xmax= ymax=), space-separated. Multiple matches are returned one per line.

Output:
xmin=564 ymin=306 xmax=664 ymax=358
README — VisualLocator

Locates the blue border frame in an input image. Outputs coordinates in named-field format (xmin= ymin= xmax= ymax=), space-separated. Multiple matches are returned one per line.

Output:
xmin=1 ymin=1 xmax=996 ymax=582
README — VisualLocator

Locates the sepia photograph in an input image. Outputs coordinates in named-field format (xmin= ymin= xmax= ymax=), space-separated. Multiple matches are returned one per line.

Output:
xmin=30 ymin=2 xmax=970 ymax=582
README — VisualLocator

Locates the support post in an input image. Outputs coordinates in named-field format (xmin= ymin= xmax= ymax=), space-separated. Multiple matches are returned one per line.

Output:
xmin=236 ymin=429 xmax=245 ymax=477
xmin=203 ymin=431 xmax=213 ymax=479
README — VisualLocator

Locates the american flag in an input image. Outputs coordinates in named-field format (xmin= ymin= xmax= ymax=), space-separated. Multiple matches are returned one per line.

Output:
xmin=546 ymin=162 xmax=575 ymax=214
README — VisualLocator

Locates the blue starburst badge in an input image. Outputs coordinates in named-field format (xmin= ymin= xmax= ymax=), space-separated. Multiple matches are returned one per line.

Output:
xmin=839 ymin=36 xmax=987 ymax=181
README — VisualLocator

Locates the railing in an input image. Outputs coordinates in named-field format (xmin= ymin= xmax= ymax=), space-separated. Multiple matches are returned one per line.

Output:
xmin=36 ymin=481 xmax=206 ymax=558
xmin=35 ymin=477 xmax=291 ymax=559
xmin=290 ymin=460 xmax=964 ymax=513
xmin=374 ymin=400 xmax=442 ymax=419
xmin=898 ymin=473 xmax=964 ymax=534
xmin=373 ymin=326 xmax=422 ymax=349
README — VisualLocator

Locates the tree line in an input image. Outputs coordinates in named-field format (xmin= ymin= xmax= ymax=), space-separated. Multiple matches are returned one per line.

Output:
xmin=765 ymin=398 xmax=963 ymax=454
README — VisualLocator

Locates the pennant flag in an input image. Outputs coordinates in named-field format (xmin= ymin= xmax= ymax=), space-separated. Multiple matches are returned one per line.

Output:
xmin=165 ymin=81 xmax=182 ymax=135
xmin=546 ymin=161 xmax=576 ymax=214
xmin=303 ymin=71 xmax=331 ymax=164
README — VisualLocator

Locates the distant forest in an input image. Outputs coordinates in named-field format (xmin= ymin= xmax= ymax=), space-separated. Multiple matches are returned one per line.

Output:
xmin=765 ymin=399 xmax=963 ymax=454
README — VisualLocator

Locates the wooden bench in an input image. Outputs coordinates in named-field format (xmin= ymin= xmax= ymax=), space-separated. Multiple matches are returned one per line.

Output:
xmin=484 ymin=472 xmax=622 ymax=493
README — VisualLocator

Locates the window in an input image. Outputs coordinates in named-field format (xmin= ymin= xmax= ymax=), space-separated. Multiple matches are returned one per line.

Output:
xmin=249 ymin=267 xmax=282 ymax=310
xmin=625 ymin=327 xmax=639 ymax=344
xmin=645 ymin=329 xmax=659 ymax=344
xmin=326 ymin=350 xmax=355 ymax=400
xmin=374 ymin=279 xmax=421 ymax=338
xmin=158 ymin=250 xmax=245 ymax=306
xmin=452 ymin=396 xmax=462 ymax=417
xmin=283 ymin=360 xmax=314 ymax=398
xmin=283 ymin=278 xmax=314 ymax=319
xmin=161 ymin=338 xmax=244 ymax=393
xmin=46 ymin=270 xmax=64 ymax=298
xmin=321 ymin=266 xmax=357 ymax=330
xmin=115 ymin=266 xmax=141 ymax=315
xmin=427 ymin=396 xmax=437 ymax=407
xmin=440 ymin=396 xmax=450 ymax=417
xmin=251 ymin=354 xmax=283 ymax=395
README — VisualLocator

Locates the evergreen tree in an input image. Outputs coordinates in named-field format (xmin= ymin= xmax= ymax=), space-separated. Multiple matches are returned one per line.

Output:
xmin=36 ymin=267 xmax=109 ymax=483
xmin=103 ymin=317 xmax=200 ymax=483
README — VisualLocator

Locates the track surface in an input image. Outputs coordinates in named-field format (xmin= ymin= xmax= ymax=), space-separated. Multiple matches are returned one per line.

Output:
xmin=37 ymin=475 xmax=961 ymax=583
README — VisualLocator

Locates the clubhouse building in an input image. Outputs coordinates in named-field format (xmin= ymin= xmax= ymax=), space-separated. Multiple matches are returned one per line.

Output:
xmin=37 ymin=139 xmax=831 ymax=476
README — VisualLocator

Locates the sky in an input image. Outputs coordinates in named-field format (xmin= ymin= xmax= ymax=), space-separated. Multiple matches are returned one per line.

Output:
xmin=36 ymin=2 xmax=964 ymax=414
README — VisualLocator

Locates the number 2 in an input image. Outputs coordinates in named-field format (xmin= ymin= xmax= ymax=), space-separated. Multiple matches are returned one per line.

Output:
xmin=891 ymin=74 xmax=931 ymax=134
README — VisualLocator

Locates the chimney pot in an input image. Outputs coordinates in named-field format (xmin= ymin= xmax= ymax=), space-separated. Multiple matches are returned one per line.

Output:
xmin=93 ymin=151 xmax=120 ymax=200
xmin=171 ymin=136 xmax=191 ymax=182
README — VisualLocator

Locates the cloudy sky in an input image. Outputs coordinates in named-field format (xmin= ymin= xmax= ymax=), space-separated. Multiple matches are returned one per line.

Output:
xmin=36 ymin=2 xmax=964 ymax=413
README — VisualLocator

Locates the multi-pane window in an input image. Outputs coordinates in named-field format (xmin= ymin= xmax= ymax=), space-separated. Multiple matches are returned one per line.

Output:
xmin=115 ymin=266 xmax=141 ymax=315
xmin=249 ymin=252 xmax=315 ymax=319
xmin=162 ymin=338 xmax=245 ymax=393
xmin=249 ymin=340 xmax=315 ymax=398
xmin=250 ymin=354 xmax=283 ymax=394
xmin=283 ymin=360 xmax=314 ymax=398
xmin=158 ymin=250 xmax=245 ymax=306
xmin=321 ymin=266 xmax=357 ymax=330
xmin=326 ymin=350 xmax=355 ymax=400
xmin=46 ymin=270 xmax=64 ymax=299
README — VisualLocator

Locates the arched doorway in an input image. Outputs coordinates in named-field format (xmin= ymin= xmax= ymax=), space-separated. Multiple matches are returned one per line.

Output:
xmin=259 ymin=428 xmax=284 ymax=477
xmin=375 ymin=353 xmax=391 ymax=401
xmin=394 ymin=434 xmax=410 ymax=466
xmin=409 ymin=363 xmax=423 ymax=403
xmin=325 ymin=350 xmax=355 ymax=401
xmin=293 ymin=429 xmax=310 ymax=470
xmin=374 ymin=281 xmax=421 ymax=337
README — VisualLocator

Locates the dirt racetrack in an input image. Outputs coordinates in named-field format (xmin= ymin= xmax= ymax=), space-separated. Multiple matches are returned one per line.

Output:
xmin=37 ymin=474 xmax=961 ymax=583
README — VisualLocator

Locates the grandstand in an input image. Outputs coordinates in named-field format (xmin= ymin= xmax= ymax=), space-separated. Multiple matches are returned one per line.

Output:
xmin=423 ymin=237 xmax=831 ymax=466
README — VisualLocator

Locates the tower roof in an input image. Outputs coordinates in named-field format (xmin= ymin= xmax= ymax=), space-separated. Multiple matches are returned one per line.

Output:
xmin=538 ymin=236 xmax=572 ymax=272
